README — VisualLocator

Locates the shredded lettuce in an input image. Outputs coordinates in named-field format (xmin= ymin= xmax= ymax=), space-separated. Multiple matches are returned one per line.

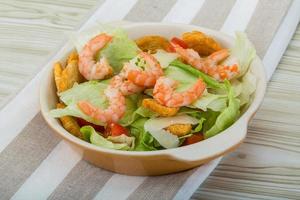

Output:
xmin=170 ymin=60 xmax=224 ymax=89
xmin=144 ymin=115 xmax=198 ymax=148
xmin=80 ymin=126 xmax=134 ymax=150
xmin=153 ymin=50 xmax=178 ymax=68
xmin=204 ymin=81 xmax=240 ymax=138
xmin=50 ymin=81 xmax=108 ymax=125
xmin=130 ymin=118 xmax=160 ymax=151
xmin=164 ymin=65 xmax=198 ymax=92
xmin=98 ymin=28 xmax=139 ymax=73
xmin=233 ymin=68 xmax=257 ymax=106
xmin=192 ymin=117 xmax=206 ymax=133
xmin=72 ymin=24 xmax=138 ymax=73
xmin=118 ymin=94 xmax=141 ymax=126
xmin=50 ymin=81 xmax=142 ymax=126
xmin=223 ymin=32 xmax=256 ymax=78
xmin=192 ymin=90 xmax=227 ymax=112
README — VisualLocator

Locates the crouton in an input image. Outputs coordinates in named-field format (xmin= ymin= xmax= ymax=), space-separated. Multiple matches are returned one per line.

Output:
xmin=57 ymin=103 xmax=82 ymax=139
xmin=166 ymin=124 xmax=192 ymax=136
xmin=182 ymin=31 xmax=222 ymax=56
xmin=54 ymin=51 xmax=84 ymax=93
xmin=142 ymin=98 xmax=179 ymax=117
xmin=135 ymin=35 xmax=171 ymax=53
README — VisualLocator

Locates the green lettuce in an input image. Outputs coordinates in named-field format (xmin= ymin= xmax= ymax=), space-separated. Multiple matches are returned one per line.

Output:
xmin=97 ymin=28 xmax=138 ymax=73
xmin=191 ymin=90 xmax=227 ymax=112
xmin=80 ymin=126 xmax=134 ymax=150
xmin=50 ymin=81 xmax=142 ymax=126
xmin=164 ymin=65 xmax=198 ymax=92
xmin=73 ymin=24 xmax=138 ymax=73
xmin=204 ymin=81 xmax=240 ymax=138
xmin=223 ymin=32 xmax=256 ymax=78
xmin=232 ymin=68 xmax=257 ymax=106
xmin=170 ymin=60 xmax=224 ymax=89
xmin=50 ymin=81 xmax=108 ymax=125
xmin=118 ymin=94 xmax=141 ymax=126
xmin=153 ymin=50 xmax=178 ymax=68
xmin=130 ymin=118 xmax=160 ymax=151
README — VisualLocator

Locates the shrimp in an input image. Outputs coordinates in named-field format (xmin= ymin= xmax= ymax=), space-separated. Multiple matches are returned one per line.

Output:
xmin=153 ymin=76 xmax=206 ymax=108
xmin=78 ymin=33 xmax=113 ymax=80
xmin=77 ymin=86 xmax=126 ymax=123
xmin=110 ymin=75 xmax=143 ymax=96
xmin=171 ymin=43 xmax=238 ymax=81
xmin=127 ymin=52 xmax=163 ymax=87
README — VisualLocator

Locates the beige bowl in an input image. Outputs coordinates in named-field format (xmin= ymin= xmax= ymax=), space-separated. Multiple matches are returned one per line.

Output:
xmin=40 ymin=23 xmax=267 ymax=176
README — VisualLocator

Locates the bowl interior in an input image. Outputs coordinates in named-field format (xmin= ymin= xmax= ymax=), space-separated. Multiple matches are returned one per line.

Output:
xmin=40 ymin=22 xmax=266 ymax=160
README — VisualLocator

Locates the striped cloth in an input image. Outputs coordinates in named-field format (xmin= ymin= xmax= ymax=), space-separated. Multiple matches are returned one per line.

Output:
xmin=0 ymin=0 xmax=299 ymax=199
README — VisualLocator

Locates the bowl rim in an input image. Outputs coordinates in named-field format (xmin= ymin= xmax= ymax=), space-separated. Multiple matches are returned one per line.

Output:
xmin=40 ymin=22 xmax=267 ymax=159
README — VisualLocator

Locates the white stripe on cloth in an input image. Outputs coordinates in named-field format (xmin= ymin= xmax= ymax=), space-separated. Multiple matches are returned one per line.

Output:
xmin=263 ymin=0 xmax=300 ymax=81
xmin=93 ymin=174 xmax=146 ymax=200
xmin=221 ymin=0 xmax=259 ymax=36
xmin=162 ymin=0 xmax=205 ymax=23
xmin=10 ymin=0 xmax=138 ymax=199
xmin=11 ymin=141 xmax=83 ymax=200
xmin=173 ymin=157 xmax=222 ymax=200
xmin=92 ymin=2 xmax=207 ymax=199
xmin=172 ymin=1 xmax=259 ymax=199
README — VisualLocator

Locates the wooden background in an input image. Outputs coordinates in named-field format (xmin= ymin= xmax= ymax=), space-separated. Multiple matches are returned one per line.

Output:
xmin=0 ymin=0 xmax=299 ymax=199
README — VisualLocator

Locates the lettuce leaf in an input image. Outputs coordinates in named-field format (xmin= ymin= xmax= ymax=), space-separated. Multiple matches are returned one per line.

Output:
xmin=223 ymin=32 xmax=256 ymax=78
xmin=170 ymin=60 xmax=224 ymax=89
xmin=118 ymin=94 xmax=141 ymax=126
xmin=98 ymin=28 xmax=138 ymax=73
xmin=130 ymin=118 xmax=160 ymax=151
xmin=153 ymin=50 xmax=178 ymax=68
xmin=191 ymin=90 xmax=227 ymax=112
xmin=192 ymin=117 xmax=206 ymax=133
xmin=204 ymin=81 xmax=240 ymax=138
xmin=80 ymin=126 xmax=134 ymax=150
xmin=50 ymin=81 xmax=108 ymax=125
xmin=164 ymin=65 xmax=198 ymax=92
xmin=233 ymin=68 xmax=257 ymax=106
xmin=72 ymin=24 xmax=138 ymax=73
xmin=50 ymin=81 xmax=141 ymax=126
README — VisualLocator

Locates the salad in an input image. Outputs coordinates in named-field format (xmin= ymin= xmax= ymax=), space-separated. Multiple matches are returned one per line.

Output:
xmin=50 ymin=25 xmax=257 ymax=151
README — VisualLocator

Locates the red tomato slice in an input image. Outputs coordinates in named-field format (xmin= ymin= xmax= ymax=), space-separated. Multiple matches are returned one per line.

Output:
xmin=183 ymin=133 xmax=204 ymax=146
xmin=105 ymin=123 xmax=129 ymax=137
xmin=170 ymin=37 xmax=188 ymax=49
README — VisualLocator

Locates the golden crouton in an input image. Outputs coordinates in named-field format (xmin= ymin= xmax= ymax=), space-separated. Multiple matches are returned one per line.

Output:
xmin=54 ymin=51 xmax=84 ymax=93
xmin=67 ymin=51 xmax=79 ymax=63
xmin=57 ymin=103 xmax=82 ymax=139
xmin=166 ymin=124 xmax=192 ymax=136
xmin=182 ymin=31 xmax=222 ymax=56
xmin=142 ymin=98 xmax=179 ymax=117
xmin=135 ymin=35 xmax=171 ymax=53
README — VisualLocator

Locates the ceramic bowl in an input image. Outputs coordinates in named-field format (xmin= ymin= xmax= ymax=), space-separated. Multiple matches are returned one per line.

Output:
xmin=40 ymin=22 xmax=267 ymax=176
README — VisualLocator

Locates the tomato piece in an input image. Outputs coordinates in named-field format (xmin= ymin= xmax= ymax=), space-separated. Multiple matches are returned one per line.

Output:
xmin=105 ymin=123 xmax=129 ymax=137
xmin=183 ymin=133 xmax=204 ymax=146
xmin=171 ymin=37 xmax=188 ymax=49
xmin=76 ymin=118 xmax=105 ymax=133
xmin=166 ymin=43 xmax=176 ymax=53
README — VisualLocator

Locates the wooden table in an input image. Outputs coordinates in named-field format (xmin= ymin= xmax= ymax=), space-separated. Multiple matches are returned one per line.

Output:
xmin=0 ymin=1 xmax=299 ymax=199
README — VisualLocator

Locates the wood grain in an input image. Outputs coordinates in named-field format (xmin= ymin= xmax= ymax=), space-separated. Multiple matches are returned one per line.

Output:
xmin=0 ymin=0 xmax=99 ymax=108
xmin=192 ymin=25 xmax=300 ymax=200
xmin=0 ymin=1 xmax=299 ymax=199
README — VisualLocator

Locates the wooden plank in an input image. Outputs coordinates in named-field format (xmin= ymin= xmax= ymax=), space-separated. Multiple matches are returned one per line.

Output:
xmin=192 ymin=25 xmax=300 ymax=200
xmin=0 ymin=0 xmax=99 ymax=108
